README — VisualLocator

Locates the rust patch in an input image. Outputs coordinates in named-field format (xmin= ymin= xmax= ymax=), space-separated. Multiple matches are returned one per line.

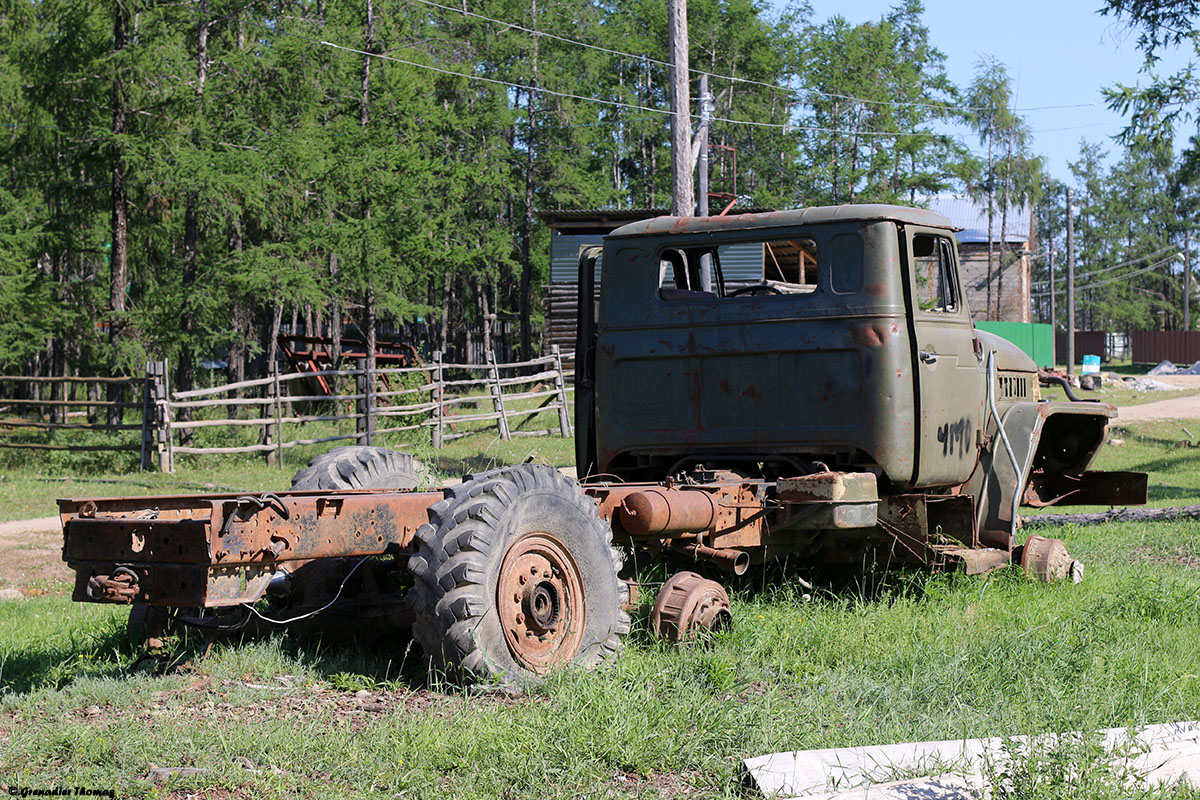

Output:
xmin=742 ymin=385 xmax=762 ymax=400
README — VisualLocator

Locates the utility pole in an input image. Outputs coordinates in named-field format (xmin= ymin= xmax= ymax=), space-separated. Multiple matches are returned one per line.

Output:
xmin=667 ymin=0 xmax=694 ymax=217
xmin=1185 ymin=235 xmax=1192 ymax=331
xmin=1066 ymin=188 xmax=1076 ymax=377
xmin=1048 ymin=248 xmax=1056 ymax=362
xmin=697 ymin=73 xmax=711 ymax=218
xmin=696 ymin=73 xmax=712 ymax=291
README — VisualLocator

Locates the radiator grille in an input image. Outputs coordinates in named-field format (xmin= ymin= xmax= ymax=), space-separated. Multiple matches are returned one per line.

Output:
xmin=998 ymin=374 xmax=1030 ymax=400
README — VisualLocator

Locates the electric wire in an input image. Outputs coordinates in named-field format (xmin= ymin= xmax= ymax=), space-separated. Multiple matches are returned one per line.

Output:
xmin=241 ymin=555 xmax=373 ymax=625
xmin=1030 ymin=243 xmax=1177 ymax=285
xmin=400 ymin=0 xmax=1099 ymax=116
xmin=288 ymin=27 xmax=978 ymax=137
xmin=1030 ymin=253 xmax=1178 ymax=297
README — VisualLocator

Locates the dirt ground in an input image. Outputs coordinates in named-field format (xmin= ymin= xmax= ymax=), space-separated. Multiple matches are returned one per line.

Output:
xmin=1116 ymin=393 xmax=1200 ymax=422
xmin=0 ymin=516 xmax=72 ymax=594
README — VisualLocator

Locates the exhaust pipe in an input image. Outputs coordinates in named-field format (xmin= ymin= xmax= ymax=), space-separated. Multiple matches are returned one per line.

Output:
xmin=674 ymin=542 xmax=749 ymax=576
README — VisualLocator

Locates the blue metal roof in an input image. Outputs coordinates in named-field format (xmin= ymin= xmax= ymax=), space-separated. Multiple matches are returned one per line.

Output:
xmin=926 ymin=195 xmax=1030 ymax=244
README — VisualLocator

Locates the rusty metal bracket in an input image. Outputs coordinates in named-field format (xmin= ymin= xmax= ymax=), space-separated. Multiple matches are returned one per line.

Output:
xmin=236 ymin=493 xmax=290 ymax=519
xmin=219 ymin=492 xmax=291 ymax=538
xmin=1024 ymin=470 xmax=1148 ymax=508
xmin=85 ymin=566 xmax=140 ymax=603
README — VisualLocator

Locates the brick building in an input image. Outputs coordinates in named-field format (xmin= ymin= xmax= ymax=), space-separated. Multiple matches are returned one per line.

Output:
xmin=926 ymin=195 xmax=1033 ymax=323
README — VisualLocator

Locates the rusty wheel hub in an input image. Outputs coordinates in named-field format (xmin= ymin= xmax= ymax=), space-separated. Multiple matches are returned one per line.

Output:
xmin=498 ymin=533 xmax=586 ymax=673
xmin=650 ymin=571 xmax=732 ymax=642
xmin=1021 ymin=535 xmax=1083 ymax=583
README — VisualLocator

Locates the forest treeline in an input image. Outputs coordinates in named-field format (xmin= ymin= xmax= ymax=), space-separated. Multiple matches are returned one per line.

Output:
xmin=0 ymin=0 xmax=1198 ymax=392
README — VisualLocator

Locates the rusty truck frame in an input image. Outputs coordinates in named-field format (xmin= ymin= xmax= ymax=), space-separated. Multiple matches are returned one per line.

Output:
xmin=60 ymin=205 xmax=1147 ymax=684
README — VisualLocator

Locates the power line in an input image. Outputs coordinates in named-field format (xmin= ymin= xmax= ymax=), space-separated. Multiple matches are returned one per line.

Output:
xmin=288 ymin=26 xmax=973 ymax=137
xmin=399 ymin=0 xmax=1097 ymax=117
xmin=1030 ymin=243 xmax=1177 ymax=285
xmin=1031 ymin=253 xmax=1177 ymax=297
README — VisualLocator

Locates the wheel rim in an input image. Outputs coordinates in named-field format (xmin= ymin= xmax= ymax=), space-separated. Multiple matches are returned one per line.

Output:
xmin=497 ymin=532 xmax=587 ymax=673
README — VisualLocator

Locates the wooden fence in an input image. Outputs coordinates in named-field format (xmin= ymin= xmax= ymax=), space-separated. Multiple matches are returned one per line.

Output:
xmin=0 ymin=348 xmax=574 ymax=472
xmin=152 ymin=347 xmax=573 ymax=472
xmin=0 ymin=373 xmax=147 ymax=459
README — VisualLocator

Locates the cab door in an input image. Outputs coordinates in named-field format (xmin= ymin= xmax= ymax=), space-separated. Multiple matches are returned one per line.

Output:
xmin=574 ymin=246 xmax=603 ymax=477
xmin=902 ymin=228 xmax=984 ymax=487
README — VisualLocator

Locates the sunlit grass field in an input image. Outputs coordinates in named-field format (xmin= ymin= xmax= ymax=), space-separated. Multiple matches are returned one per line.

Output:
xmin=1 ymin=414 xmax=1198 ymax=798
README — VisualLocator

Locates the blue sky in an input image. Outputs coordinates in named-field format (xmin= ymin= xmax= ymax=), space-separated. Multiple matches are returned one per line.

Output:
xmin=791 ymin=0 xmax=1197 ymax=183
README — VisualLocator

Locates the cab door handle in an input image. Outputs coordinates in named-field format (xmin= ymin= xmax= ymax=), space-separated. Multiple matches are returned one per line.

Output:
xmin=919 ymin=351 xmax=939 ymax=364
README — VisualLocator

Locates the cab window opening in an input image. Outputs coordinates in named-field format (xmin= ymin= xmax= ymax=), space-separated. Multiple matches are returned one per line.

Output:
xmin=657 ymin=237 xmax=823 ymax=300
xmin=913 ymin=233 xmax=959 ymax=313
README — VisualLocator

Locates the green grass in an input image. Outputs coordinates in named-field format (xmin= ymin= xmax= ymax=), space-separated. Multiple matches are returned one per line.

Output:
xmin=3 ymin=541 xmax=1199 ymax=798
xmin=3 ymin=405 xmax=1200 ymax=797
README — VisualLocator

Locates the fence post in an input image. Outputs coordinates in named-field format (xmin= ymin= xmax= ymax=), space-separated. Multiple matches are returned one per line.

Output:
xmin=551 ymin=344 xmax=571 ymax=437
xmin=431 ymin=350 xmax=444 ymax=449
xmin=154 ymin=359 xmax=173 ymax=473
xmin=487 ymin=351 xmax=511 ymax=441
xmin=141 ymin=363 xmax=152 ymax=472
xmin=365 ymin=358 xmax=375 ymax=446
xmin=264 ymin=364 xmax=276 ymax=467
xmin=352 ymin=359 xmax=367 ymax=448
xmin=140 ymin=362 xmax=156 ymax=472
xmin=272 ymin=366 xmax=284 ymax=468
xmin=87 ymin=379 xmax=100 ymax=426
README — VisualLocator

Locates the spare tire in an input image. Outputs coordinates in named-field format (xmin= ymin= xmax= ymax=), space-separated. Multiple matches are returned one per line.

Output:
xmin=290 ymin=446 xmax=424 ymax=491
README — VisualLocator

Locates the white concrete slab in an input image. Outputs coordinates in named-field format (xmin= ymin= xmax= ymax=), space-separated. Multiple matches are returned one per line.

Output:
xmin=741 ymin=721 xmax=1200 ymax=799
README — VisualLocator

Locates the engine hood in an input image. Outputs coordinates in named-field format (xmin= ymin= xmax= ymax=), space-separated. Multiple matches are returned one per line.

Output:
xmin=976 ymin=329 xmax=1037 ymax=373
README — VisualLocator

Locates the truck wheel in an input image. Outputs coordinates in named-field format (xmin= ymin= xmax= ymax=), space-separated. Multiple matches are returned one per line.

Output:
xmin=290 ymin=446 xmax=424 ymax=491
xmin=406 ymin=464 xmax=629 ymax=684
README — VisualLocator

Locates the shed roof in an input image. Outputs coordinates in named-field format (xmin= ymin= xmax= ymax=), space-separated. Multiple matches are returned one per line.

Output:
xmin=607 ymin=204 xmax=956 ymax=239
xmin=925 ymin=195 xmax=1030 ymax=244
xmin=538 ymin=206 xmax=771 ymax=234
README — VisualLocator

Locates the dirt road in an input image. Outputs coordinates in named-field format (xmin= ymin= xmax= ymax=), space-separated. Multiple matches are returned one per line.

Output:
xmin=1117 ymin=393 xmax=1200 ymax=422
xmin=0 ymin=516 xmax=71 ymax=594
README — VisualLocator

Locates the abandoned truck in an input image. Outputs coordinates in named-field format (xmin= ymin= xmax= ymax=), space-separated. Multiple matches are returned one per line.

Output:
xmin=60 ymin=204 xmax=1147 ymax=683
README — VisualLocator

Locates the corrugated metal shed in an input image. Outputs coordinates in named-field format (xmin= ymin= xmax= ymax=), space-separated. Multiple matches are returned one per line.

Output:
xmin=717 ymin=244 xmax=768 ymax=282
xmin=550 ymin=235 xmax=602 ymax=283
xmin=550 ymin=234 xmax=765 ymax=283
xmin=926 ymin=195 xmax=1030 ymax=244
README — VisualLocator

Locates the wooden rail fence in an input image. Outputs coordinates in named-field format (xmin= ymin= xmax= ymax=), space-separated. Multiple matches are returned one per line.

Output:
xmin=0 ymin=348 xmax=574 ymax=472
xmin=0 ymin=373 xmax=146 ymax=458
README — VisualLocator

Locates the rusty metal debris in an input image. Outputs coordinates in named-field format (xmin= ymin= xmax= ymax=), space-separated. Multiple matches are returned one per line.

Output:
xmin=85 ymin=566 xmax=139 ymax=603
xmin=673 ymin=542 xmax=749 ymax=575
xmin=1020 ymin=535 xmax=1083 ymax=583
xmin=651 ymin=571 xmax=732 ymax=642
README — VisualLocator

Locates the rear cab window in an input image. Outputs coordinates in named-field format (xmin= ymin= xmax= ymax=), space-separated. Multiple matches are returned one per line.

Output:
xmin=655 ymin=233 xmax=862 ymax=301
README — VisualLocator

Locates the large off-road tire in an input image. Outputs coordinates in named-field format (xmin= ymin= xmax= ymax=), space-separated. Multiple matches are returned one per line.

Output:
xmin=406 ymin=464 xmax=629 ymax=684
xmin=290 ymin=446 xmax=424 ymax=491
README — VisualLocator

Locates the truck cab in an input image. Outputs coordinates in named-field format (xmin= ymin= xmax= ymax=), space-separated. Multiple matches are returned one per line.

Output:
xmin=575 ymin=205 xmax=1145 ymax=551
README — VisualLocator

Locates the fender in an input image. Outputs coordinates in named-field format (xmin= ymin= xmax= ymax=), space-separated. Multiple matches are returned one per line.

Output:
xmin=966 ymin=400 xmax=1116 ymax=548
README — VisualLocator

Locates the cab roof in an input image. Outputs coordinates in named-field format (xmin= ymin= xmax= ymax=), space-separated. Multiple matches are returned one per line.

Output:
xmin=606 ymin=204 xmax=957 ymax=239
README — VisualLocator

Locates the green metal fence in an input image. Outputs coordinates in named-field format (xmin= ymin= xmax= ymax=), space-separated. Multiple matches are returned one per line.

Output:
xmin=974 ymin=321 xmax=1055 ymax=368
